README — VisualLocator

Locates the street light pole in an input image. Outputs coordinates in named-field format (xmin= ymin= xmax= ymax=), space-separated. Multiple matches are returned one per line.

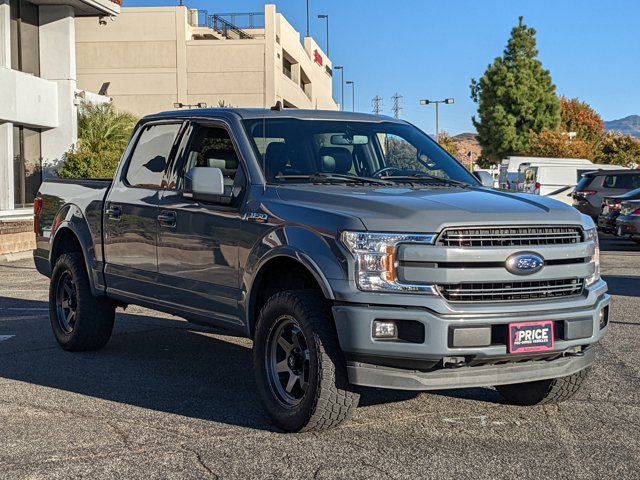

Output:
xmin=306 ymin=0 xmax=310 ymax=37
xmin=317 ymin=14 xmax=329 ymax=55
xmin=335 ymin=66 xmax=344 ymax=110
xmin=419 ymin=98 xmax=454 ymax=141
xmin=346 ymin=81 xmax=355 ymax=112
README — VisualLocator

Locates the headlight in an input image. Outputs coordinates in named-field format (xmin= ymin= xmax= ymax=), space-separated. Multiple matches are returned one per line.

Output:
xmin=340 ymin=231 xmax=435 ymax=292
xmin=585 ymin=228 xmax=600 ymax=287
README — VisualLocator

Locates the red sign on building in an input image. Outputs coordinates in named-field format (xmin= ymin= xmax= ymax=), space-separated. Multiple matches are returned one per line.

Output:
xmin=313 ymin=50 xmax=323 ymax=66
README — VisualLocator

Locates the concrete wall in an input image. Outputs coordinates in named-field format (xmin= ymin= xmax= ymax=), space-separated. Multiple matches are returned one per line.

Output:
xmin=76 ymin=7 xmax=181 ymax=117
xmin=75 ymin=5 xmax=338 ymax=116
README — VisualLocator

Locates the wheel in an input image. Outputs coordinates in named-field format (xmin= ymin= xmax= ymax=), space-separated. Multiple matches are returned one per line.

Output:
xmin=495 ymin=369 xmax=589 ymax=406
xmin=49 ymin=252 xmax=115 ymax=351
xmin=253 ymin=290 xmax=360 ymax=432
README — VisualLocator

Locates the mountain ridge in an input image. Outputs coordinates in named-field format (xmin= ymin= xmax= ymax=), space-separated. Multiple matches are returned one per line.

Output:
xmin=605 ymin=115 xmax=640 ymax=138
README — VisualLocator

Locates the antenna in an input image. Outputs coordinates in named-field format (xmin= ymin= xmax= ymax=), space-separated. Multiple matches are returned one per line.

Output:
xmin=372 ymin=95 xmax=383 ymax=115
xmin=391 ymin=93 xmax=403 ymax=119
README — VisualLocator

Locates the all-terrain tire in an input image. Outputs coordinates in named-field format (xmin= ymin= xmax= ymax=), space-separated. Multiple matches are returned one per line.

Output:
xmin=253 ymin=290 xmax=360 ymax=432
xmin=49 ymin=252 xmax=115 ymax=351
xmin=495 ymin=368 xmax=589 ymax=406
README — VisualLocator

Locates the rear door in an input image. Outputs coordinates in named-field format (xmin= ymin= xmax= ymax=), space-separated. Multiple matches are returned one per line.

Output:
xmin=103 ymin=121 xmax=183 ymax=299
xmin=155 ymin=121 xmax=249 ymax=328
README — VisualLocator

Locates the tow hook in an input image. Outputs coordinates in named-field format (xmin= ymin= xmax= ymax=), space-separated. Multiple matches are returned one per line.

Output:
xmin=564 ymin=347 xmax=584 ymax=357
xmin=443 ymin=356 xmax=467 ymax=368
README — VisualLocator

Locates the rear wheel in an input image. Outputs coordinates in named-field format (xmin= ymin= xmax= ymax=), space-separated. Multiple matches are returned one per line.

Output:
xmin=253 ymin=290 xmax=359 ymax=432
xmin=495 ymin=369 xmax=589 ymax=406
xmin=49 ymin=253 xmax=115 ymax=351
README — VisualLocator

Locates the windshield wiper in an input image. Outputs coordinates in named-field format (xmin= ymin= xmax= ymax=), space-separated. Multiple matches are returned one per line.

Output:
xmin=275 ymin=173 xmax=394 ymax=186
xmin=380 ymin=173 xmax=471 ymax=188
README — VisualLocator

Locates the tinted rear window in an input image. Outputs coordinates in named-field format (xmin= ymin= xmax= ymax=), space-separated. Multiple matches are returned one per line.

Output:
xmin=575 ymin=176 xmax=594 ymax=191
xmin=126 ymin=123 xmax=182 ymax=188
xmin=603 ymin=174 xmax=640 ymax=190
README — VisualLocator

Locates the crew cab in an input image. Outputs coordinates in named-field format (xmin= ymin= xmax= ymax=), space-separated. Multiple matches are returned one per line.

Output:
xmin=34 ymin=108 xmax=610 ymax=432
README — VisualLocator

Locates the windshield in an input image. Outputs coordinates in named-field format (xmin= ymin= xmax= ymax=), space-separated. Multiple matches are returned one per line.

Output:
xmin=243 ymin=119 xmax=478 ymax=186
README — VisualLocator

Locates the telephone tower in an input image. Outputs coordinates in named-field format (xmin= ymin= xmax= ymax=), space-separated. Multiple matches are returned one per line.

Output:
xmin=372 ymin=95 xmax=383 ymax=115
xmin=391 ymin=93 xmax=403 ymax=118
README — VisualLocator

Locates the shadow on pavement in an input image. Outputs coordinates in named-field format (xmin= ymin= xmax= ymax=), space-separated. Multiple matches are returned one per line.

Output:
xmin=0 ymin=295 xmax=437 ymax=431
xmin=602 ymin=275 xmax=640 ymax=298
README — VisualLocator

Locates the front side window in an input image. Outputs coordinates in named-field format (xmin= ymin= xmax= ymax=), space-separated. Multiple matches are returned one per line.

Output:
xmin=125 ymin=123 xmax=181 ymax=188
xmin=179 ymin=126 xmax=245 ymax=199
xmin=243 ymin=119 xmax=477 ymax=185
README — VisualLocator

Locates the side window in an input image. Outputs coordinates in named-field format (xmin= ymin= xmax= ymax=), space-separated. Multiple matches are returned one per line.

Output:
xmin=179 ymin=126 xmax=244 ymax=197
xmin=126 ymin=123 xmax=181 ymax=188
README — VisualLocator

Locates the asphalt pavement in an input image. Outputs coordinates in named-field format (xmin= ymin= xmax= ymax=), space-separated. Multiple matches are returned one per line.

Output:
xmin=0 ymin=235 xmax=639 ymax=479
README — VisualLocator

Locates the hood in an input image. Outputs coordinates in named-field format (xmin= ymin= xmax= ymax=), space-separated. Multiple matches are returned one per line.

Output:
xmin=274 ymin=185 xmax=586 ymax=232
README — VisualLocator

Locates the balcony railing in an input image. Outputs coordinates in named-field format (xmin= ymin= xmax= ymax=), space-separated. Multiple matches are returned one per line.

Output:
xmin=193 ymin=11 xmax=265 ymax=40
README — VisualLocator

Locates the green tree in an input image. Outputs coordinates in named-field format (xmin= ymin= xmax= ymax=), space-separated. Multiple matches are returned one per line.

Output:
xmin=58 ymin=102 xmax=137 ymax=179
xmin=596 ymin=132 xmax=640 ymax=166
xmin=471 ymin=17 xmax=561 ymax=164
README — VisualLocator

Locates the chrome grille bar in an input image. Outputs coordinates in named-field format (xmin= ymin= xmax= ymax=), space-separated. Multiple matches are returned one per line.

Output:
xmin=438 ymin=226 xmax=583 ymax=247
xmin=437 ymin=278 xmax=584 ymax=303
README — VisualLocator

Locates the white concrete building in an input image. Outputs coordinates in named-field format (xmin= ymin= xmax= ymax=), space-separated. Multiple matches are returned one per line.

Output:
xmin=0 ymin=0 xmax=120 ymax=218
xmin=75 ymin=5 xmax=338 ymax=118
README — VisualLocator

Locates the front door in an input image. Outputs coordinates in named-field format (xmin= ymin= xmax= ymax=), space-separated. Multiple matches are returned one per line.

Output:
xmin=156 ymin=124 xmax=248 ymax=328
xmin=103 ymin=121 xmax=183 ymax=299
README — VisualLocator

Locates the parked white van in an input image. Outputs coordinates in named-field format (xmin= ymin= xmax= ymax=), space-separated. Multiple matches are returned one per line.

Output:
xmin=522 ymin=163 xmax=627 ymax=204
xmin=499 ymin=156 xmax=593 ymax=190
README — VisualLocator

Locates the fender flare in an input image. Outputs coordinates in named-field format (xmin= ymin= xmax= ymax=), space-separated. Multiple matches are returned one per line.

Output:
xmin=49 ymin=204 xmax=103 ymax=296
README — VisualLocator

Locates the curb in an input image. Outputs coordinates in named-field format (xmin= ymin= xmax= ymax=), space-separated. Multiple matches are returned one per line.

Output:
xmin=0 ymin=250 xmax=34 ymax=263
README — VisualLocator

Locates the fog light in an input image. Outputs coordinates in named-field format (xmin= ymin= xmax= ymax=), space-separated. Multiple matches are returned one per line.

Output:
xmin=599 ymin=306 xmax=609 ymax=330
xmin=373 ymin=321 xmax=397 ymax=339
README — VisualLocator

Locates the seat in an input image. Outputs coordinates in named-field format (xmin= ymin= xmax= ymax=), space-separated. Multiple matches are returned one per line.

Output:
xmin=319 ymin=147 xmax=353 ymax=174
xmin=264 ymin=142 xmax=289 ymax=180
xmin=205 ymin=149 xmax=239 ymax=195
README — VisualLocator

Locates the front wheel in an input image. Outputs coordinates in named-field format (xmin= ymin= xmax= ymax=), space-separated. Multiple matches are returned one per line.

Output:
xmin=49 ymin=253 xmax=116 ymax=351
xmin=253 ymin=290 xmax=360 ymax=432
xmin=495 ymin=369 xmax=589 ymax=406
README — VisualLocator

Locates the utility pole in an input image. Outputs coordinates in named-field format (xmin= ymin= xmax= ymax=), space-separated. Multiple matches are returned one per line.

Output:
xmin=391 ymin=93 xmax=403 ymax=119
xmin=372 ymin=95 xmax=383 ymax=115
xmin=346 ymin=81 xmax=355 ymax=112
xmin=317 ymin=14 xmax=329 ymax=55
xmin=306 ymin=0 xmax=310 ymax=37
xmin=334 ymin=66 xmax=344 ymax=110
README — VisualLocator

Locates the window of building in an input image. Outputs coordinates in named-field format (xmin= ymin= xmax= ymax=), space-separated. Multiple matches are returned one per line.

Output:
xmin=125 ymin=123 xmax=182 ymax=188
xmin=13 ymin=125 xmax=42 ymax=208
xmin=282 ymin=56 xmax=293 ymax=80
xmin=9 ymin=0 xmax=40 ymax=77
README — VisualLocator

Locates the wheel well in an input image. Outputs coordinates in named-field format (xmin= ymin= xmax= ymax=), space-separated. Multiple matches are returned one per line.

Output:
xmin=249 ymin=257 xmax=325 ymax=337
xmin=51 ymin=228 xmax=83 ymax=266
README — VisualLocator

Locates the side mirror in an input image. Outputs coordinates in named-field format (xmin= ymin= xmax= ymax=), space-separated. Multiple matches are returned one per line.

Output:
xmin=184 ymin=167 xmax=229 ymax=204
xmin=473 ymin=171 xmax=494 ymax=188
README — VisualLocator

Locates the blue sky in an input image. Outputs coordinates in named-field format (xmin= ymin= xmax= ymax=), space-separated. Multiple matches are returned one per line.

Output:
xmin=126 ymin=0 xmax=640 ymax=135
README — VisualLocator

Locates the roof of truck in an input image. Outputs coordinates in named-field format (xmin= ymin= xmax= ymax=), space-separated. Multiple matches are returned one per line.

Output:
xmin=144 ymin=108 xmax=403 ymax=124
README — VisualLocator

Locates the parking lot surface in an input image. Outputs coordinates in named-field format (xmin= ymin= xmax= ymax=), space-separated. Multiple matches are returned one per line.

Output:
xmin=1 ymin=235 xmax=639 ymax=479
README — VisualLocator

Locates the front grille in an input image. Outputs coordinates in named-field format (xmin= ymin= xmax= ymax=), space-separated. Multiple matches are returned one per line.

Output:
xmin=437 ymin=226 xmax=583 ymax=247
xmin=437 ymin=278 xmax=584 ymax=303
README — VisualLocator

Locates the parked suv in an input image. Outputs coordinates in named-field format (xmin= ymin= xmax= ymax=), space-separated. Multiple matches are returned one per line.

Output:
xmin=573 ymin=169 xmax=640 ymax=219
xmin=34 ymin=109 xmax=609 ymax=432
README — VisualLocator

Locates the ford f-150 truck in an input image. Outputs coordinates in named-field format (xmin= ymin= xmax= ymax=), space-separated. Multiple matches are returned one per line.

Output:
xmin=34 ymin=108 xmax=609 ymax=432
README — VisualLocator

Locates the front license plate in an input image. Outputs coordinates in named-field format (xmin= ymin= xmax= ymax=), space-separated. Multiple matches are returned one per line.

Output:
xmin=508 ymin=321 xmax=554 ymax=354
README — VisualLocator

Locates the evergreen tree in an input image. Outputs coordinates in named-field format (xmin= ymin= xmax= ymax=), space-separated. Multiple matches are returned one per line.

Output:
xmin=471 ymin=17 xmax=561 ymax=164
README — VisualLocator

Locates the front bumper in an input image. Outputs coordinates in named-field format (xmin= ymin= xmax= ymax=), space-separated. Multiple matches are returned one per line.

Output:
xmin=332 ymin=283 xmax=610 ymax=390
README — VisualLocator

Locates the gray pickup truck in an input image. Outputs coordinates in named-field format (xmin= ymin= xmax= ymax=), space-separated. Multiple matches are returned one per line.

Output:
xmin=34 ymin=108 xmax=609 ymax=432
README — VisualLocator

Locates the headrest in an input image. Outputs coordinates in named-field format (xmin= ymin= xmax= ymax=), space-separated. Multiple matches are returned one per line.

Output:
xmin=205 ymin=149 xmax=238 ymax=175
xmin=264 ymin=142 xmax=288 ymax=176
xmin=319 ymin=147 xmax=353 ymax=174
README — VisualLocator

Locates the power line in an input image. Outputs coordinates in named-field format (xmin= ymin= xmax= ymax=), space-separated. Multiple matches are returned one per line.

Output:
xmin=391 ymin=92 xmax=403 ymax=119
xmin=371 ymin=95 xmax=383 ymax=115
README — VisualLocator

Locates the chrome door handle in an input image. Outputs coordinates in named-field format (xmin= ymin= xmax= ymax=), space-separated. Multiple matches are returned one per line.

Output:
xmin=157 ymin=211 xmax=177 ymax=227
xmin=106 ymin=205 xmax=122 ymax=219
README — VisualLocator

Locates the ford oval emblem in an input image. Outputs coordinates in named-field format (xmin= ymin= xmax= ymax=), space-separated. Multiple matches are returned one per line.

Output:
xmin=505 ymin=252 xmax=545 ymax=276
